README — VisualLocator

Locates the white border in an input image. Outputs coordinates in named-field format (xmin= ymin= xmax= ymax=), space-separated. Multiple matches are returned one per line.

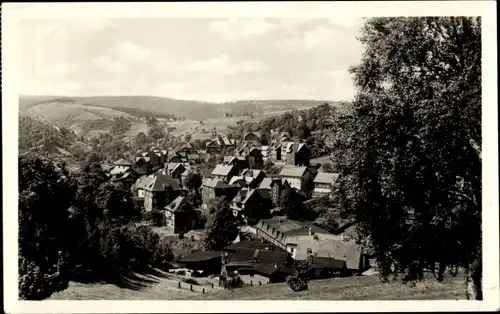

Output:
xmin=2 ymin=1 xmax=498 ymax=313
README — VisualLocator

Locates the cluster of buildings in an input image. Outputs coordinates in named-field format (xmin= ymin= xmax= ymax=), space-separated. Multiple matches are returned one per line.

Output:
xmin=100 ymin=127 xmax=368 ymax=285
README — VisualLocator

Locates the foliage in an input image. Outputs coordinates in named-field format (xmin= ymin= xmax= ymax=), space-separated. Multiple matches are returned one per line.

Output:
xmin=19 ymin=116 xmax=78 ymax=156
xmin=204 ymin=198 xmax=240 ymax=250
xmin=279 ymin=186 xmax=312 ymax=221
xmin=330 ymin=17 xmax=481 ymax=288
xmin=183 ymin=172 xmax=203 ymax=191
xmin=18 ymin=154 xmax=74 ymax=299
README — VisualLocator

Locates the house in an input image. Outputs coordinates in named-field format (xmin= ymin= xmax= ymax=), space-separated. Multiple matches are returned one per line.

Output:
xmin=223 ymin=156 xmax=248 ymax=174
xmin=132 ymin=175 xmax=153 ymax=199
xmin=211 ymin=164 xmax=238 ymax=183
xmin=305 ymin=256 xmax=349 ymax=279
xmin=143 ymin=173 xmax=183 ymax=211
xmin=178 ymin=251 xmax=223 ymax=275
xmin=281 ymin=142 xmax=310 ymax=166
xmin=242 ymin=131 xmax=262 ymax=146
xmin=246 ymin=147 xmax=264 ymax=170
xmin=205 ymin=133 xmax=237 ymax=155
xmin=110 ymin=158 xmax=132 ymax=176
xmin=278 ymin=165 xmax=310 ymax=191
xmin=201 ymin=178 xmax=239 ymax=208
xmin=230 ymin=188 xmax=273 ymax=223
xmin=222 ymin=243 xmax=295 ymax=283
xmin=164 ymin=196 xmax=196 ymax=234
xmin=258 ymin=177 xmax=283 ymax=207
xmin=166 ymin=162 xmax=187 ymax=180
xmin=110 ymin=168 xmax=138 ymax=192
xmin=235 ymin=169 xmax=266 ymax=189
xmin=254 ymin=217 xmax=369 ymax=274
xmin=135 ymin=149 xmax=165 ymax=169
xmin=312 ymin=172 xmax=339 ymax=198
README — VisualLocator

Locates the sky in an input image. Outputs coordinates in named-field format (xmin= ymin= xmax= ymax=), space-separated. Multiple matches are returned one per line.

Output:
xmin=19 ymin=18 xmax=366 ymax=102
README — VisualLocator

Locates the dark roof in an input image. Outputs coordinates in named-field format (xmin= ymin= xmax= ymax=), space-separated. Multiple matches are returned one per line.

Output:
xmin=228 ymin=248 xmax=291 ymax=266
xmin=258 ymin=217 xmax=331 ymax=236
xmin=144 ymin=173 xmax=182 ymax=192
xmin=223 ymin=239 xmax=287 ymax=253
xmin=178 ymin=251 xmax=222 ymax=263
xmin=165 ymin=196 xmax=191 ymax=212
xmin=309 ymin=257 xmax=347 ymax=269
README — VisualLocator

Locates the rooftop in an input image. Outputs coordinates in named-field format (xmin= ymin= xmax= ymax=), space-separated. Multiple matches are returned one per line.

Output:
xmin=212 ymin=164 xmax=234 ymax=176
xmin=313 ymin=172 xmax=340 ymax=184
xmin=278 ymin=165 xmax=308 ymax=177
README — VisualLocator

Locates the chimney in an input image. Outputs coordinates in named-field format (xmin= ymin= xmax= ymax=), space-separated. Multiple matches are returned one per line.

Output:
xmin=274 ymin=263 xmax=278 ymax=269
xmin=309 ymin=227 xmax=312 ymax=236
xmin=260 ymin=238 xmax=264 ymax=244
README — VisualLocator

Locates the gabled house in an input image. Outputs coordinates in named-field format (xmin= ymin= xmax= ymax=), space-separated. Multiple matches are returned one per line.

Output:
xmin=254 ymin=217 xmax=369 ymax=274
xmin=110 ymin=168 xmax=138 ymax=192
xmin=165 ymin=196 xmax=196 ymax=234
xmin=205 ymin=134 xmax=237 ymax=155
xmin=166 ymin=162 xmax=187 ymax=180
xmin=242 ymin=131 xmax=262 ymax=147
xmin=313 ymin=172 xmax=339 ymax=198
xmin=278 ymin=165 xmax=310 ymax=191
xmin=246 ymin=147 xmax=264 ymax=170
xmin=281 ymin=142 xmax=310 ymax=166
xmin=211 ymin=164 xmax=238 ymax=183
xmin=230 ymin=188 xmax=273 ymax=223
xmin=143 ymin=173 xmax=183 ymax=211
xmin=110 ymin=158 xmax=132 ymax=176
xmin=240 ymin=169 xmax=266 ymax=188
xmin=201 ymin=178 xmax=239 ymax=208
xmin=223 ymin=156 xmax=248 ymax=174
xmin=258 ymin=177 xmax=283 ymax=207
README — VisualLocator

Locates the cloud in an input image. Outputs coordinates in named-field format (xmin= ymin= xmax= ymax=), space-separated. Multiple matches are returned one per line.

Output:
xmin=186 ymin=55 xmax=268 ymax=75
xmin=92 ymin=55 xmax=127 ymax=75
xmin=210 ymin=18 xmax=279 ymax=42
xmin=36 ymin=61 xmax=74 ymax=78
xmin=109 ymin=40 xmax=151 ymax=62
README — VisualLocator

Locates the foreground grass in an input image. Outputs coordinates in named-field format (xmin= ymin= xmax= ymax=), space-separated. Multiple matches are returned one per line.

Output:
xmin=48 ymin=270 xmax=467 ymax=300
xmin=185 ymin=273 xmax=467 ymax=300
xmin=49 ymin=270 xmax=222 ymax=300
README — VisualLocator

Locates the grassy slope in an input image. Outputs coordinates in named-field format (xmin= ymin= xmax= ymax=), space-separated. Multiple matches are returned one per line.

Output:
xmin=48 ymin=272 xmax=466 ymax=300
xmin=185 ymin=273 xmax=467 ymax=300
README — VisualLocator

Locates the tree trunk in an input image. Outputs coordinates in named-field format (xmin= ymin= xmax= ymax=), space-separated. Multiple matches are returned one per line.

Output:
xmin=466 ymin=242 xmax=482 ymax=300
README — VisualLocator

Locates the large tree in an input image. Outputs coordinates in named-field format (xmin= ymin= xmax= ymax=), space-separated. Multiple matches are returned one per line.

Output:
xmin=204 ymin=197 xmax=240 ymax=250
xmin=18 ymin=155 xmax=75 ymax=300
xmin=331 ymin=17 xmax=481 ymax=298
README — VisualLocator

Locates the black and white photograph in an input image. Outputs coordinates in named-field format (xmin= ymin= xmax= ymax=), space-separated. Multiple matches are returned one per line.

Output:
xmin=2 ymin=1 xmax=498 ymax=313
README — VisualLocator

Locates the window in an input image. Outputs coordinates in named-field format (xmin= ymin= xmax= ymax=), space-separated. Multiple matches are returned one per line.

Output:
xmin=290 ymin=247 xmax=294 ymax=253
xmin=307 ymin=248 xmax=312 ymax=256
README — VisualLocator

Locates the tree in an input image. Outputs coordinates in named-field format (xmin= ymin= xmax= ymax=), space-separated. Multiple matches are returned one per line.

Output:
xmin=18 ymin=154 xmax=74 ymax=299
xmin=295 ymin=121 xmax=311 ymax=139
xmin=279 ymin=186 xmax=310 ymax=221
xmin=333 ymin=17 xmax=481 ymax=296
xmin=183 ymin=172 xmax=203 ymax=191
xmin=184 ymin=134 xmax=192 ymax=142
xmin=204 ymin=197 xmax=240 ymax=250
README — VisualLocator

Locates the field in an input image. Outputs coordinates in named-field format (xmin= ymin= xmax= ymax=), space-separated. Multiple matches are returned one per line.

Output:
xmin=48 ymin=271 xmax=466 ymax=300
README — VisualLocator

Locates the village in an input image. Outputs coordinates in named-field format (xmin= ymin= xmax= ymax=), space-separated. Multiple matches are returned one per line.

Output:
xmin=103 ymin=124 xmax=371 ymax=290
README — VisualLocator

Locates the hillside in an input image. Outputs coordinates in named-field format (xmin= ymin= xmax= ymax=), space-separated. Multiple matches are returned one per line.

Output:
xmin=47 ymin=272 xmax=466 ymax=300
xmin=19 ymin=95 xmax=332 ymax=121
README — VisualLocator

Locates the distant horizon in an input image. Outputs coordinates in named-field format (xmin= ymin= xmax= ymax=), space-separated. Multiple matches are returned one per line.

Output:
xmin=19 ymin=94 xmax=344 ymax=104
